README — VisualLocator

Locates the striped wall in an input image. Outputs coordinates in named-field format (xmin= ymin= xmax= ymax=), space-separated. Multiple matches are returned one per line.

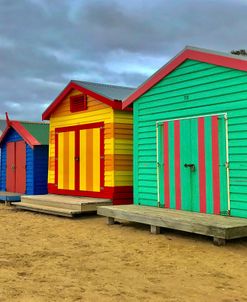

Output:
xmin=113 ymin=110 xmax=133 ymax=187
xmin=57 ymin=130 xmax=76 ymax=191
xmin=134 ymin=59 xmax=247 ymax=218
xmin=48 ymin=89 xmax=133 ymax=203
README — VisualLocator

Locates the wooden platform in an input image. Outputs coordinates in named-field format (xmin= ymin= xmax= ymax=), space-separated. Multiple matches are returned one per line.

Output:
xmin=12 ymin=194 xmax=112 ymax=217
xmin=97 ymin=205 xmax=247 ymax=245
xmin=0 ymin=191 xmax=21 ymax=203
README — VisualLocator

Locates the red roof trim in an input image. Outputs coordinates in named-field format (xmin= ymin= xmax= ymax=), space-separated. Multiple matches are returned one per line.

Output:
xmin=0 ymin=121 xmax=41 ymax=148
xmin=122 ymin=47 xmax=247 ymax=108
xmin=42 ymin=82 xmax=130 ymax=120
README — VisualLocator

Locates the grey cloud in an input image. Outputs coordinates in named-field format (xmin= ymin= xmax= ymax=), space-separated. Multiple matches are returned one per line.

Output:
xmin=0 ymin=0 xmax=246 ymax=120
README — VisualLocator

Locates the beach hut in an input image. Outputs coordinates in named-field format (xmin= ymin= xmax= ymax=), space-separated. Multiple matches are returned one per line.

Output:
xmin=42 ymin=80 xmax=134 ymax=205
xmin=0 ymin=116 xmax=49 ymax=198
xmin=98 ymin=46 xmax=247 ymax=244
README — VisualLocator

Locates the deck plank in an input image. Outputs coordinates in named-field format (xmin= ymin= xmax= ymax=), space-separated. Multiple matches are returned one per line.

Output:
xmin=13 ymin=194 xmax=112 ymax=216
xmin=97 ymin=205 xmax=247 ymax=242
xmin=14 ymin=202 xmax=82 ymax=217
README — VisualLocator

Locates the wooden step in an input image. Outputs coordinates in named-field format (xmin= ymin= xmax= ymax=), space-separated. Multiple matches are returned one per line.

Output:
xmin=21 ymin=195 xmax=112 ymax=212
xmin=13 ymin=202 xmax=82 ymax=217
xmin=21 ymin=197 xmax=82 ymax=210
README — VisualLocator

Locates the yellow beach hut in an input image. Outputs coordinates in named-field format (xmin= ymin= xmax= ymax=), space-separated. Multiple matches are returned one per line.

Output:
xmin=42 ymin=81 xmax=134 ymax=205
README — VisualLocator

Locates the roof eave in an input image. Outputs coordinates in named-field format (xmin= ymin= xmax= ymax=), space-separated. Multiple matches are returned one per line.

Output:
xmin=42 ymin=81 xmax=125 ymax=120
xmin=0 ymin=121 xmax=41 ymax=149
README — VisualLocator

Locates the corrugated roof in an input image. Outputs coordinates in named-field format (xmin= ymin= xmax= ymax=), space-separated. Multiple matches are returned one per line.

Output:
xmin=19 ymin=121 xmax=49 ymax=145
xmin=72 ymin=80 xmax=135 ymax=101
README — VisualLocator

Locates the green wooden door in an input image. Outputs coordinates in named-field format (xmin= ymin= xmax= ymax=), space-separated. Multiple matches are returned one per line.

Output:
xmin=159 ymin=114 xmax=229 ymax=215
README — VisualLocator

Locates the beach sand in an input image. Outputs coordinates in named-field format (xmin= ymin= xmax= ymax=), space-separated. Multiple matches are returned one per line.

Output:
xmin=0 ymin=204 xmax=247 ymax=302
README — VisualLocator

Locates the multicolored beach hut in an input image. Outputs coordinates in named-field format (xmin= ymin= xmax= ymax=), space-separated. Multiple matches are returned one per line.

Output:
xmin=42 ymin=81 xmax=134 ymax=205
xmin=0 ymin=117 xmax=49 ymax=195
xmin=123 ymin=46 xmax=247 ymax=219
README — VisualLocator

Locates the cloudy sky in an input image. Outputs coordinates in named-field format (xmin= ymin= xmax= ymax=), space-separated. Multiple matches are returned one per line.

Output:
xmin=0 ymin=0 xmax=246 ymax=121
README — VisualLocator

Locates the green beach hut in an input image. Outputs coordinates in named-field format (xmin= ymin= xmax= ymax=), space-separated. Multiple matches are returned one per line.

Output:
xmin=122 ymin=46 xmax=247 ymax=219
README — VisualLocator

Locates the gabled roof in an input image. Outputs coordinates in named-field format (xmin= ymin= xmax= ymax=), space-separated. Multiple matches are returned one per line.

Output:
xmin=122 ymin=46 xmax=247 ymax=108
xmin=42 ymin=80 xmax=135 ymax=120
xmin=0 ymin=120 xmax=49 ymax=148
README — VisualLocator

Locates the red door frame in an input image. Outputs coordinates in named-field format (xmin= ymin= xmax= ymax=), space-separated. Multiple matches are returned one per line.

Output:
xmin=54 ymin=122 xmax=105 ymax=196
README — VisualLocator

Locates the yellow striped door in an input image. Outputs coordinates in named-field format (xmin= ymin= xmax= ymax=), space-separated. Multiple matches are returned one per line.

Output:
xmin=57 ymin=131 xmax=75 ymax=190
xmin=79 ymin=128 xmax=101 ymax=192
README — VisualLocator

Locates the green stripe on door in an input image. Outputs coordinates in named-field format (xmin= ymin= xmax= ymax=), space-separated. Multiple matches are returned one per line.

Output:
xmin=190 ymin=118 xmax=200 ymax=212
xmin=204 ymin=116 xmax=214 ymax=214
xmin=180 ymin=119 xmax=191 ymax=211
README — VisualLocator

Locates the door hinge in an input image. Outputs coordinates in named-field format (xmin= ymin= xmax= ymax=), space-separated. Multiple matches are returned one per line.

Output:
xmin=100 ymin=187 xmax=104 ymax=190
xmin=225 ymin=162 xmax=229 ymax=169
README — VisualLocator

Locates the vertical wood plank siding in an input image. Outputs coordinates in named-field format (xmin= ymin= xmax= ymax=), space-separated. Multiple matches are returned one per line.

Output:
xmin=1 ymin=129 xmax=23 ymax=191
xmin=34 ymin=146 xmax=48 ymax=194
xmin=134 ymin=59 xmax=247 ymax=218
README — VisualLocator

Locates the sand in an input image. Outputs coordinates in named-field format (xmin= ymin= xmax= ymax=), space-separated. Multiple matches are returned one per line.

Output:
xmin=0 ymin=204 xmax=247 ymax=302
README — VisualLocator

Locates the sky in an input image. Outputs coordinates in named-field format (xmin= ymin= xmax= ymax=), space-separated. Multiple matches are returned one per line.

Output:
xmin=0 ymin=0 xmax=247 ymax=121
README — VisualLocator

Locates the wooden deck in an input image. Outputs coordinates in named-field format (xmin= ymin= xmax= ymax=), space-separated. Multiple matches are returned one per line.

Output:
xmin=0 ymin=191 xmax=21 ymax=203
xmin=13 ymin=194 xmax=112 ymax=217
xmin=97 ymin=205 xmax=247 ymax=245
